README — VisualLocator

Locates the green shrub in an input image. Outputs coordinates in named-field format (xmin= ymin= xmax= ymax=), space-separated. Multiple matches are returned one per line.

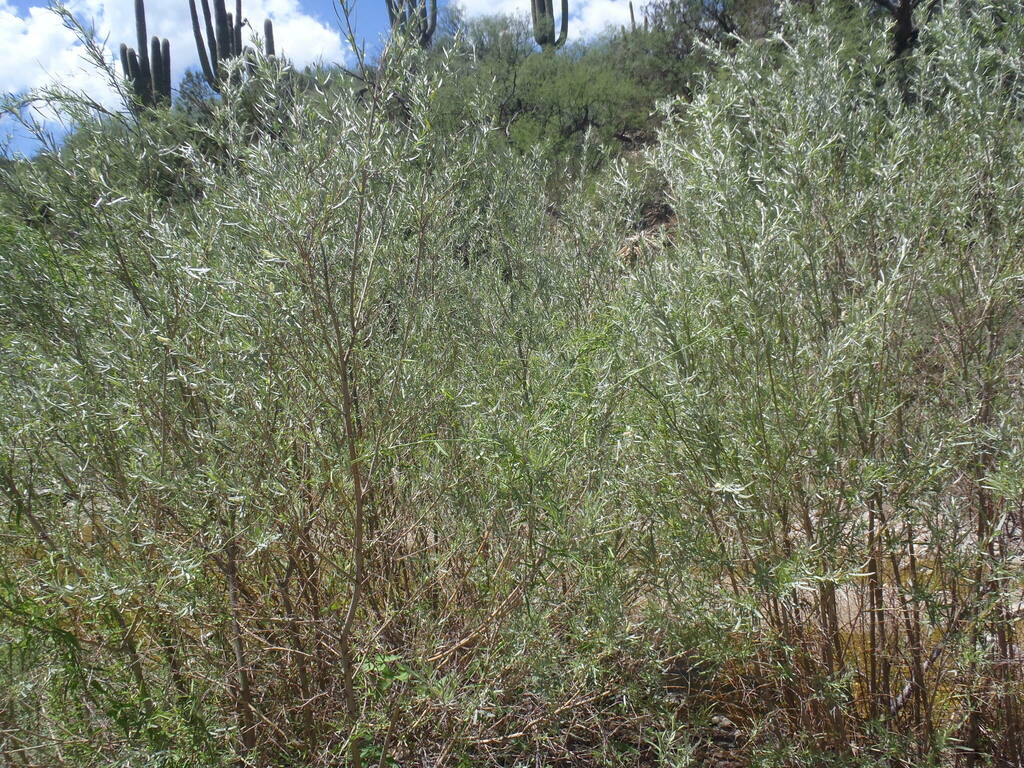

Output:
xmin=2 ymin=2 xmax=1023 ymax=767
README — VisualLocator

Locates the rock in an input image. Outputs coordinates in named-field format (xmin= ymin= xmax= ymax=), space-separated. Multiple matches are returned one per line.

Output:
xmin=710 ymin=714 xmax=737 ymax=732
xmin=701 ymin=715 xmax=747 ymax=768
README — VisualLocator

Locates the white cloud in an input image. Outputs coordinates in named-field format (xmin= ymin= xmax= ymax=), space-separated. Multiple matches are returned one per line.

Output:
xmin=456 ymin=0 xmax=522 ymax=16
xmin=0 ymin=2 xmax=111 ymax=104
xmin=572 ymin=0 xmax=631 ymax=38
xmin=454 ymin=0 xmax=632 ymax=41
xmin=0 ymin=0 xmax=349 ymax=107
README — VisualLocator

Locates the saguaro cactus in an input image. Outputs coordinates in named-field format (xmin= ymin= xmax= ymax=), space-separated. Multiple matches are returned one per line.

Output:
xmin=621 ymin=1 xmax=648 ymax=37
xmin=188 ymin=0 xmax=276 ymax=92
xmin=531 ymin=0 xmax=569 ymax=50
xmin=264 ymin=19 xmax=276 ymax=57
xmin=385 ymin=0 xmax=437 ymax=48
xmin=119 ymin=0 xmax=171 ymax=108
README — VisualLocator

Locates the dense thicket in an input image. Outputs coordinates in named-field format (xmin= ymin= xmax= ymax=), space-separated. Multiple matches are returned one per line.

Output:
xmin=1 ymin=2 xmax=1022 ymax=767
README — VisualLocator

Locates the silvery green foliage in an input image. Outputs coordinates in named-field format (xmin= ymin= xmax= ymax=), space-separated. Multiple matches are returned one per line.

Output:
xmin=634 ymin=0 xmax=1024 ymax=755
xmin=1 ymin=3 xmax=1023 ymax=765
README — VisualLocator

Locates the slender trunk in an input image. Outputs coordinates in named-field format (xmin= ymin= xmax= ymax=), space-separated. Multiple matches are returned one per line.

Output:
xmin=225 ymin=535 xmax=256 ymax=753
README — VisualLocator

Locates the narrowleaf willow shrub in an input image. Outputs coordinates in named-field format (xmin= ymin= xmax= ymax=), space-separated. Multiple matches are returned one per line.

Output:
xmin=628 ymin=2 xmax=1024 ymax=763
xmin=0 ymin=40 xmax=650 ymax=767
xmin=2 ymin=3 xmax=1023 ymax=767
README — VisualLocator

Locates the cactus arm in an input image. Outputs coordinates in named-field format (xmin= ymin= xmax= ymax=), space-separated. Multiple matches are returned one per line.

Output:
xmin=226 ymin=13 xmax=235 ymax=59
xmin=531 ymin=0 xmax=568 ymax=50
xmin=128 ymin=48 xmax=140 ymax=84
xmin=189 ymin=0 xmax=217 ymax=86
xmin=264 ymin=18 xmax=275 ymax=57
xmin=530 ymin=0 xmax=544 ymax=46
xmin=533 ymin=0 xmax=555 ymax=48
xmin=121 ymin=43 xmax=146 ymax=110
xmin=554 ymin=0 xmax=568 ymax=48
xmin=161 ymin=38 xmax=171 ymax=102
xmin=127 ymin=48 xmax=143 ymax=101
xmin=134 ymin=0 xmax=151 ymax=97
xmin=214 ymin=0 xmax=231 ymax=65
xmin=199 ymin=0 xmax=220 ymax=77
xmin=235 ymin=0 xmax=243 ymax=55
xmin=120 ymin=0 xmax=172 ymax=109
xmin=119 ymin=42 xmax=131 ymax=81
xmin=134 ymin=0 xmax=148 ymax=68
xmin=150 ymin=35 xmax=163 ymax=103
xmin=191 ymin=0 xmax=275 ymax=84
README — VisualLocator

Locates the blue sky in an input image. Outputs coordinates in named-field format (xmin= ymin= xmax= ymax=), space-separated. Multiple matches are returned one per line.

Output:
xmin=1 ymin=0 xmax=632 ymax=153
